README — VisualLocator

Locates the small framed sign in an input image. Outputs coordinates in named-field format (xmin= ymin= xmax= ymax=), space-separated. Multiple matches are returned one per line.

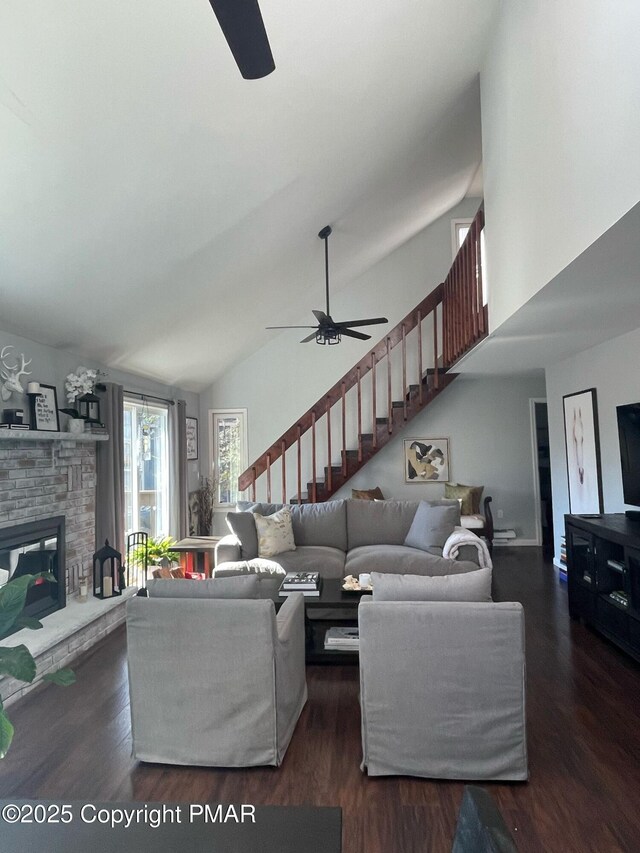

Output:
xmin=186 ymin=416 xmax=198 ymax=460
xmin=33 ymin=384 xmax=60 ymax=432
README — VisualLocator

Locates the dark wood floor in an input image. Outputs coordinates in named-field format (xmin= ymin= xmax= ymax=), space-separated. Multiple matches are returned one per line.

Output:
xmin=3 ymin=550 xmax=640 ymax=852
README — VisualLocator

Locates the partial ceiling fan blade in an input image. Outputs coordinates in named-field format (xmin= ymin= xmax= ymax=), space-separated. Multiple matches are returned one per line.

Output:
xmin=312 ymin=309 xmax=330 ymax=324
xmin=340 ymin=329 xmax=371 ymax=341
xmin=333 ymin=317 xmax=389 ymax=328
xmin=300 ymin=332 xmax=318 ymax=343
xmin=208 ymin=0 xmax=275 ymax=80
xmin=266 ymin=325 xmax=318 ymax=330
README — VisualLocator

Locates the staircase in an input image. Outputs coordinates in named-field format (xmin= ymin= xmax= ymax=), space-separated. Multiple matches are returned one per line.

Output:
xmin=238 ymin=205 xmax=487 ymax=504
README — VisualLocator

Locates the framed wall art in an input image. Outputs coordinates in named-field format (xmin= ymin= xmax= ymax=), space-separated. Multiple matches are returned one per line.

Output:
xmin=562 ymin=388 xmax=603 ymax=514
xmin=404 ymin=438 xmax=450 ymax=483
xmin=186 ymin=416 xmax=198 ymax=460
xmin=33 ymin=384 xmax=60 ymax=432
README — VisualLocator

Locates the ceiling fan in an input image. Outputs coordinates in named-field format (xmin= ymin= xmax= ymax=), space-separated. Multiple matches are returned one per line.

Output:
xmin=208 ymin=0 xmax=275 ymax=80
xmin=266 ymin=226 xmax=389 ymax=345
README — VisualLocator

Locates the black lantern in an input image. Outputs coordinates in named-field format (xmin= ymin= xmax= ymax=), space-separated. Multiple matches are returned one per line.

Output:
xmin=77 ymin=392 xmax=102 ymax=424
xmin=93 ymin=539 xmax=125 ymax=599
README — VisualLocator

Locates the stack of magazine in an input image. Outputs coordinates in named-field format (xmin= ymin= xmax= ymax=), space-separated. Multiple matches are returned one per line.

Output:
xmin=324 ymin=626 xmax=359 ymax=651
xmin=278 ymin=571 xmax=321 ymax=597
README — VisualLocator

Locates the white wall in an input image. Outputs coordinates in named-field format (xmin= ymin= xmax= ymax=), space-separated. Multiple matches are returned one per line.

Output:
xmin=332 ymin=375 xmax=546 ymax=541
xmin=546 ymin=325 xmax=640 ymax=563
xmin=481 ymin=0 xmax=640 ymax=331
xmin=0 ymin=327 xmax=200 ymax=491
xmin=200 ymin=198 xmax=481 ymax=477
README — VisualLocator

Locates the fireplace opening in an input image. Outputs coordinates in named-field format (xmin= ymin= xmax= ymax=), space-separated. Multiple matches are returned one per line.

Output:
xmin=0 ymin=516 xmax=66 ymax=632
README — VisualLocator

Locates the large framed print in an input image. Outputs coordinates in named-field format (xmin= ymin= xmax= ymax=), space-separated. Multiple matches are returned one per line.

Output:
xmin=186 ymin=416 xmax=198 ymax=460
xmin=563 ymin=388 xmax=603 ymax=514
xmin=33 ymin=384 xmax=60 ymax=432
xmin=404 ymin=438 xmax=450 ymax=483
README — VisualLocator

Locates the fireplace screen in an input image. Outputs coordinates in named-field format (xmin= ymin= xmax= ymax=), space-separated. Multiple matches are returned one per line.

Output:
xmin=0 ymin=516 xmax=66 ymax=625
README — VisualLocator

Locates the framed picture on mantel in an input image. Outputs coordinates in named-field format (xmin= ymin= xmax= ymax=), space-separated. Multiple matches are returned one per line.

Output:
xmin=33 ymin=384 xmax=60 ymax=432
xmin=563 ymin=388 xmax=603 ymax=514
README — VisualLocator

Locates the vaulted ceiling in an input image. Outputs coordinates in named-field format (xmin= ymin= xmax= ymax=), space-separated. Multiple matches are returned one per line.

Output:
xmin=0 ymin=0 xmax=498 ymax=391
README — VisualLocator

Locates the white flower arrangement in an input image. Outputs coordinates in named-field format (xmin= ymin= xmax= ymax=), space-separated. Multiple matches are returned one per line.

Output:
xmin=65 ymin=366 xmax=98 ymax=404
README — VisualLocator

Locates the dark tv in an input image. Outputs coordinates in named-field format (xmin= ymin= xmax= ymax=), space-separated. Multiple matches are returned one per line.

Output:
xmin=617 ymin=403 xmax=640 ymax=518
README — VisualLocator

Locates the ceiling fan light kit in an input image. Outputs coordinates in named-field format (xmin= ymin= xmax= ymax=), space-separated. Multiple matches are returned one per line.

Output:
xmin=266 ymin=226 xmax=389 ymax=346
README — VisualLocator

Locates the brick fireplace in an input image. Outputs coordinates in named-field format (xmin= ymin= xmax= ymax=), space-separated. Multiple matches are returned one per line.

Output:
xmin=0 ymin=437 xmax=130 ymax=705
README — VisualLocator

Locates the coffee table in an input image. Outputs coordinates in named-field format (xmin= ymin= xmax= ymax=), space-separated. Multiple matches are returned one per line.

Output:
xmin=267 ymin=577 xmax=365 ymax=664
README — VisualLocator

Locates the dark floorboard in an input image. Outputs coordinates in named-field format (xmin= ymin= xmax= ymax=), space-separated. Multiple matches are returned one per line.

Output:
xmin=2 ymin=549 xmax=640 ymax=852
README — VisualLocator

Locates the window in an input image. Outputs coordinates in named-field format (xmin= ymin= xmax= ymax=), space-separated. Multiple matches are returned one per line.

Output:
xmin=123 ymin=398 xmax=170 ymax=538
xmin=209 ymin=409 xmax=248 ymax=508
xmin=451 ymin=218 xmax=472 ymax=259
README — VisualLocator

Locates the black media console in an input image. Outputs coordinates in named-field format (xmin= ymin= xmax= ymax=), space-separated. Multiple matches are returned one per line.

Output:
xmin=566 ymin=514 xmax=640 ymax=662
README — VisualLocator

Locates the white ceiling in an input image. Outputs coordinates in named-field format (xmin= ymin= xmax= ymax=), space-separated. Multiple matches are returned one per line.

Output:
xmin=0 ymin=0 xmax=498 ymax=391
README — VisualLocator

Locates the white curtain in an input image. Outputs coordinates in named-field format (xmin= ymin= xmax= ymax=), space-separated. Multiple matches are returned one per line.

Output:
xmin=169 ymin=399 xmax=188 ymax=540
xmin=95 ymin=382 xmax=125 ymax=555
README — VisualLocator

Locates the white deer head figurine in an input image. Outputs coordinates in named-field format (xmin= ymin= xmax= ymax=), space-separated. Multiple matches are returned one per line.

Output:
xmin=0 ymin=346 xmax=32 ymax=401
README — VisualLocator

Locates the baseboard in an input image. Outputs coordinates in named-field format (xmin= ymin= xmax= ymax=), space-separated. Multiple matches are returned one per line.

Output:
xmin=493 ymin=538 xmax=540 ymax=547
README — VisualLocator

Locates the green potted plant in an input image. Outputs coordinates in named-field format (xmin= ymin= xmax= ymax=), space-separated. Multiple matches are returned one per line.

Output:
xmin=0 ymin=573 xmax=75 ymax=758
xmin=130 ymin=536 xmax=179 ymax=567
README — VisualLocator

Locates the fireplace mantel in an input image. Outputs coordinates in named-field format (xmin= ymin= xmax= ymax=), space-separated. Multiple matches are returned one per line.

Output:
xmin=0 ymin=430 xmax=108 ymax=442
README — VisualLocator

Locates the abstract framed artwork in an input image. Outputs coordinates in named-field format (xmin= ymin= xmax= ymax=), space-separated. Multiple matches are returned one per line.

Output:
xmin=404 ymin=438 xmax=450 ymax=483
xmin=562 ymin=388 xmax=603 ymax=514
xmin=186 ymin=417 xmax=198 ymax=460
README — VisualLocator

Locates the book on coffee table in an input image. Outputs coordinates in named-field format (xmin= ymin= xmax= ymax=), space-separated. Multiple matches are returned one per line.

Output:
xmin=324 ymin=626 xmax=359 ymax=650
xmin=280 ymin=571 xmax=320 ymax=590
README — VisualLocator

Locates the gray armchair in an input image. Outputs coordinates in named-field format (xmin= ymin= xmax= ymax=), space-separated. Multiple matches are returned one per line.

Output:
xmin=358 ymin=599 xmax=527 ymax=781
xmin=126 ymin=593 xmax=307 ymax=767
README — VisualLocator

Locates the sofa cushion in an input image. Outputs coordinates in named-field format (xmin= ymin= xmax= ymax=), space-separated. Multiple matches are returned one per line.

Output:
xmin=265 ymin=546 xmax=346 ymax=580
xmin=254 ymin=507 xmax=296 ymax=557
xmin=403 ymin=502 xmax=460 ymax=551
xmin=226 ymin=511 xmax=259 ymax=560
xmin=445 ymin=483 xmax=484 ymax=515
xmin=461 ymin=514 xmax=485 ymax=530
xmin=347 ymin=499 xmax=420 ymax=548
xmin=146 ymin=575 xmax=260 ymax=599
xmin=237 ymin=500 xmax=348 ymax=552
xmin=345 ymin=544 xmax=479 ymax=577
xmin=371 ymin=568 xmax=492 ymax=602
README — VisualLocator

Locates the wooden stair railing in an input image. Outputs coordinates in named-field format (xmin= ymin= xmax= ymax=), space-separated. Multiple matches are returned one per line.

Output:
xmin=238 ymin=204 xmax=487 ymax=504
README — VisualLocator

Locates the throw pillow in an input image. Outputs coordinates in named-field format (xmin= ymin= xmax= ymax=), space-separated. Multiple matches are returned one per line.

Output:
xmin=445 ymin=483 xmax=484 ymax=515
xmin=403 ymin=501 xmax=460 ymax=551
xmin=371 ymin=568 xmax=492 ymax=602
xmin=146 ymin=575 xmax=260 ymax=599
xmin=226 ymin=511 xmax=259 ymax=560
xmin=352 ymin=487 xmax=385 ymax=501
xmin=253 ymin=507 xmax=296 ymax=557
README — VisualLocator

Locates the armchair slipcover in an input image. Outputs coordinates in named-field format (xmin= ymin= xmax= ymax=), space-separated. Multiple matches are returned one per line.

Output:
xmin=358 ymin=599 xmax=527 ymax=780
xmin=126 ymin=593 xmax=307 ymax=766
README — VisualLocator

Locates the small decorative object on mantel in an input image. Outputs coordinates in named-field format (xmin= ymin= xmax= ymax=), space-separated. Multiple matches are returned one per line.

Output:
xmin=93 ymin=540 xmax=125 ymax=599
xmin=77 ymin=392 xmax=101 ymax=424
xmin=0 ymin=345 xmax=32 ymax=402
xmin=78 ymin=574 xmax=89 ymax=602
xmin=65 ymin=366 xmax=98 ymax=404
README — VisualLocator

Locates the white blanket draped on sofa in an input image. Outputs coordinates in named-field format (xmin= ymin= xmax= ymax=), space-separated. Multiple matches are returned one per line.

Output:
xmin=443 ymin=527 xmax=493 ymax=569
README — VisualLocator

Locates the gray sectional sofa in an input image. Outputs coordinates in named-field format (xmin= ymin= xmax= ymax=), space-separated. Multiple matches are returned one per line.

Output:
xmin=215 ymin=499 xmax=482 ymax=578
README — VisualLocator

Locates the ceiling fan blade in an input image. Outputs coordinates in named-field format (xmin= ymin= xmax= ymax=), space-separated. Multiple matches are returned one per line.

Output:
xmin=300 ymin=332 xmax=318 ymax=343
xmin=333 ymin=317 xmax=389 ymax=328
xmin=340 ymin=329 xmax=371 ymax=341
xmin=266 ymin=325 xmax=318 ymax=330
xmin=312 ymin=309 xmax=331 ymax=325
xmin=208 ymin=0 xmax=275 ymax=79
